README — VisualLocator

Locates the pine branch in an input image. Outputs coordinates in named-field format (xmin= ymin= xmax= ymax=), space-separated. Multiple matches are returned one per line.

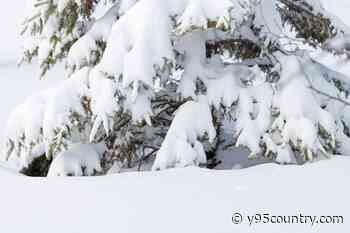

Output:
xmin=206 ymin=39 xmax=261 ymax=59
xmin=278 ymin=0 xmax=350 ymax=57
xmin=278 ymin=0 xmax=315 ymax=16
xmin=308 ymin=85 xmax=350 ymax=106
xmin=300 ymin=61 xmax=350 ymax=106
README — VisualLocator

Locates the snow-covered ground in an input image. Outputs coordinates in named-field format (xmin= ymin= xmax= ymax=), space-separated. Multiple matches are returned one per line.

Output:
xmin=0 ymin=157 xmax=349 ymax=233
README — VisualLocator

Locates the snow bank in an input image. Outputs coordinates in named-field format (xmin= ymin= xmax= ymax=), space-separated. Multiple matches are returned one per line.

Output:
xmin=0 ymin=157 xmax=349 ymax=233
xmin=0 ymin=161 xmax=20 ymax=176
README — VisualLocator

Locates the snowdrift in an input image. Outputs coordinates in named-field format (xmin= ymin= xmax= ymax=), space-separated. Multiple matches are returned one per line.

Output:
xmin=0 ymin=162 xmax=19 ymax=176
xmin=0 ymin=157 xmax=349 ymax=233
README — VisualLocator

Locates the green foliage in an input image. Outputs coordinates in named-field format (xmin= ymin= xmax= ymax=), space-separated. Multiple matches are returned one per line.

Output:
xmin=22 ymin=0 xmax=93 ymax=77
xmin=21 ymin=154 xmax=52 ymax=177
xmin=278 ymin=1 xmax=336 ymax=45
xmin=205 ymin=39 xmax=262 ymax=60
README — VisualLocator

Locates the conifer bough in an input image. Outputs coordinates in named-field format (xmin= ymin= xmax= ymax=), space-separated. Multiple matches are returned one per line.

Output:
xmin=3 ymin=0 xmax=350 ymax=176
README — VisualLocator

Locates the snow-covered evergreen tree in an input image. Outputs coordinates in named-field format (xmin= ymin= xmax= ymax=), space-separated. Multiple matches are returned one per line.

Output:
xmin=3 ymin=0 xmax=350 ymax=176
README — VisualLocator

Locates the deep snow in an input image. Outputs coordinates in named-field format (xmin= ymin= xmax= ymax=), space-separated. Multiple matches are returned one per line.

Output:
xmin=0 ymin=157 xmax=349 ymax=233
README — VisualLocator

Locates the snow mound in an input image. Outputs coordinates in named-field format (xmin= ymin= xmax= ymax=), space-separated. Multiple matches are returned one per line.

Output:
xmin=0 ymin=157 xmax=349 ymax=233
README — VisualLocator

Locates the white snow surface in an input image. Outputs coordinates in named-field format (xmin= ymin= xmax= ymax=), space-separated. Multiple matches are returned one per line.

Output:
xmin=0 ymin=156 xmax=349 ymax=233
xmin=0 ymin=161 xmax=20 ymax=176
